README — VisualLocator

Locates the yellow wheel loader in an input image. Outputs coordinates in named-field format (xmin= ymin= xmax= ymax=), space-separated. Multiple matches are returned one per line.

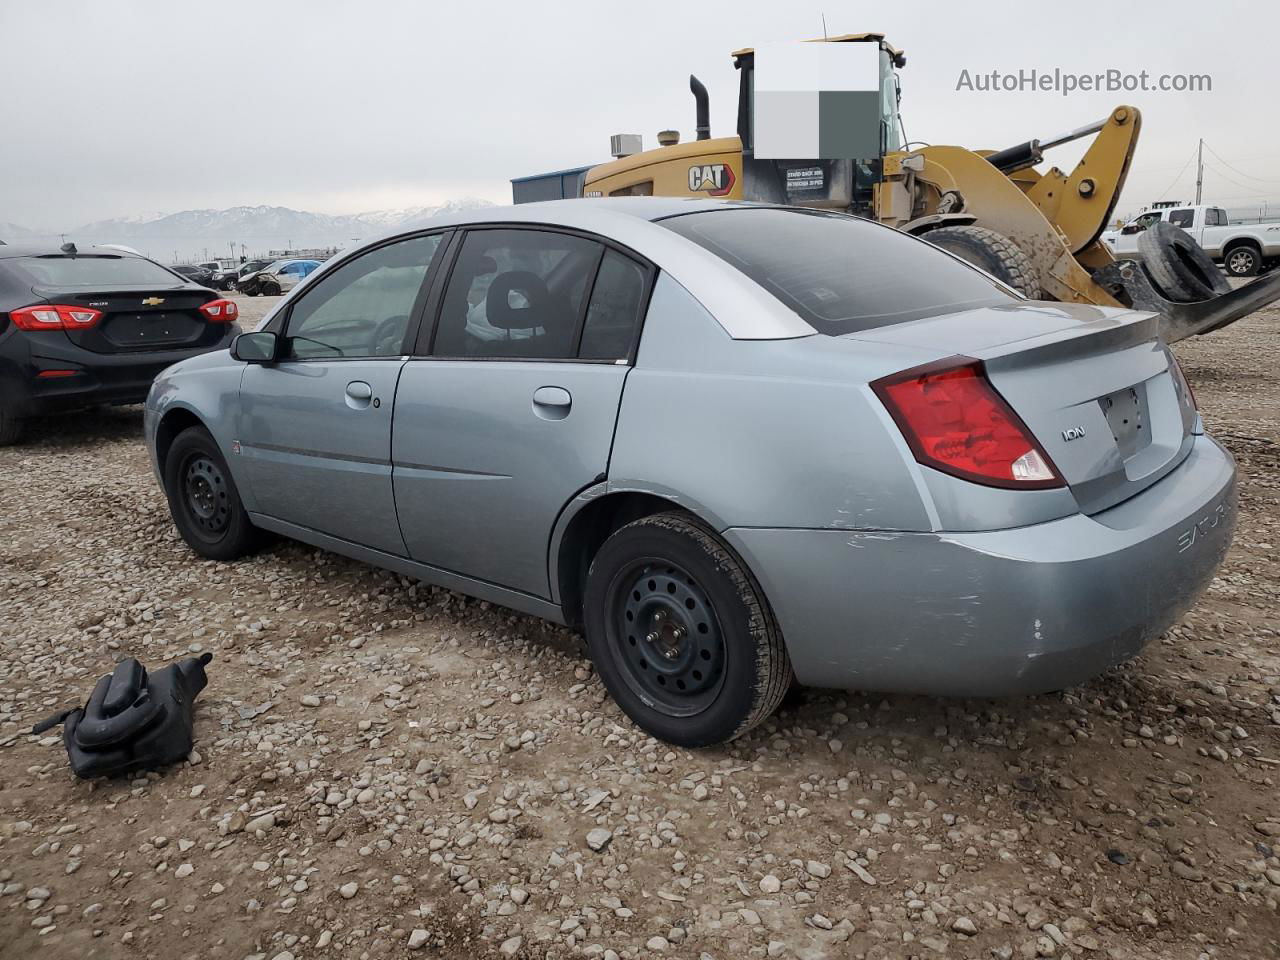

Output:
xmin=573 ymin=34 xmax=1280 ymax=342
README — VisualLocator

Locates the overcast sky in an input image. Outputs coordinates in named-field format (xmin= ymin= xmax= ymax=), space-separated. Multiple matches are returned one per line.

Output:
xmin=2 ymin=0 xmax=1277 ymax=228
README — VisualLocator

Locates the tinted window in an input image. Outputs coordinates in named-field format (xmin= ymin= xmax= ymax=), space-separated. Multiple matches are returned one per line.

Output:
xmin=1168 ymin=208 xmax=1195 ymax=227
xmin=432 ymin=229 xmax=599 ymax=359
xmin=580 ymin=250 xmax=648 ymax=360
xmin=284 ymin=234 xmax=441 ymax=360
xmin=662 ymin=209 xmax=1015 ymax=334
xmin=8 ymin=255 xmax=184 ymax=287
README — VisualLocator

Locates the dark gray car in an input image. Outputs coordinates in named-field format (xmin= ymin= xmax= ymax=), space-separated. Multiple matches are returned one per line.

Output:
xmin=144 ymin=199 xmax=1236 ymax=746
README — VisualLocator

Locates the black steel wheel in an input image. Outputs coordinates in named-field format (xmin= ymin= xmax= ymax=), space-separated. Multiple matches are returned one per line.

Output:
xmin=163 ymin=425 xmax=261 ymax=560
xmin=181 ymin=452 xmax=232 ymax=540
xmin=608 ymin=558 xmax=727 ymax=717
xmin=583 ymin=512 xmax=792 ymax=747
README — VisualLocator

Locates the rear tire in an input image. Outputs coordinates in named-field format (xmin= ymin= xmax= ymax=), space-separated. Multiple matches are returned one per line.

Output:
xmin=923 ymin=225 xmax=1041 ymax=298
xmin=163 ymin=426 xmax=261 ymax=561
xmin=1224 ymin=243 xmax=1261 ymax=278
xmin=0 ymin=401 xmax=25 ymax=446
xmin=583 ymin=512 xmax=792 ymax=747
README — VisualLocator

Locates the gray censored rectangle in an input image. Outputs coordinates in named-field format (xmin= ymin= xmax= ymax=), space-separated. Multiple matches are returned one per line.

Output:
xmin=817 ymin=91 xmax=881 ymax=160
xmin=753 ymin=41 xmax=882 ymax=160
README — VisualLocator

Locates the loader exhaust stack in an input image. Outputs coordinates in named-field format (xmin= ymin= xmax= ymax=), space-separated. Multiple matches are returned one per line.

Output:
xmin=690 ymin=75 xmax=711 ymax=141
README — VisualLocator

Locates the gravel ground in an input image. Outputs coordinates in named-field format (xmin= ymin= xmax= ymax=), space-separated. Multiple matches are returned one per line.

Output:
xmin=1 ymin=294 xmax=1278 ymax=960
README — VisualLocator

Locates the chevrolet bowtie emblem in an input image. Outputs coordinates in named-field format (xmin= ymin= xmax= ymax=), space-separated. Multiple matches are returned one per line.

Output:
xmin=142 ymin=297 xmax=165 ymax=306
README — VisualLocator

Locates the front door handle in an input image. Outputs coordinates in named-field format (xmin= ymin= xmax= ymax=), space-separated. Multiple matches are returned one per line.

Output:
xmin=532 ymin=385 xmax=572 ymax=421
xmin=345 ymin=380 xmax=374 ymax=409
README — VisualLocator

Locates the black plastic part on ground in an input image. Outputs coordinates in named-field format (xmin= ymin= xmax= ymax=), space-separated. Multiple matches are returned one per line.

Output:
xmin=32 ymin=653 xmax=213 ymax=779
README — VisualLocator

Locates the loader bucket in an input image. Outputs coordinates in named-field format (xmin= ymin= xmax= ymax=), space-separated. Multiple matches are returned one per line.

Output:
xmin=1094 ymin=258 xmax=1280 ymax=343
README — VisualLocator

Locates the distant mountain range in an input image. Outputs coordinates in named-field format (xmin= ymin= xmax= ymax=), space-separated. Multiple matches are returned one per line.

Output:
xmin=0 ymin=199 xmax=495 ymax=261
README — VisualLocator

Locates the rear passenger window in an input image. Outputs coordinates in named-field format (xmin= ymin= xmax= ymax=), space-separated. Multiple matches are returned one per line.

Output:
xmin=432 ymin=229 xmax=600 ymax=359
xmin=580 ymin=250 xmax=648 ymax=360
xmin=1168 ymin=208 xmax=1195 ymax=228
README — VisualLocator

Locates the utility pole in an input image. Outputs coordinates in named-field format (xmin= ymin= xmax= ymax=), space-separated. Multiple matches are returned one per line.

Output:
xmin=1195 ymin=138 xmax=1204 ymax=206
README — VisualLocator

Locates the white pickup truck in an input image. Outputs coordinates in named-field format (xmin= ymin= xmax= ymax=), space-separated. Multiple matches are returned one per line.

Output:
xmin=1102 ymin=204 xmax=1280 ymax=277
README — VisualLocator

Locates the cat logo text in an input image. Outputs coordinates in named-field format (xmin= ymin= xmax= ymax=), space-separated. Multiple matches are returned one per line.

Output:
xmin=688 ymin=163 xmax=736 ymax=196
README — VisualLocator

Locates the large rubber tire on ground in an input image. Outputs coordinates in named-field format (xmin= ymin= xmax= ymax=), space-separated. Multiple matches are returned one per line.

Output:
xmin=163 ymin=426 xmax=262 ymax=561
xmin=922 ymin=225 xmax=1041 ymax=298
xmin=261 ymin=281 xmax=281 ymax=297
xmin=583 ymin=512 xmax=792 ymax=747
xmin=0 ymin=400 xmax=25 ymax=446
xmin=1223 ymin=242 xmax=1262 ymax=278
xmin=1138 ymin=221 xmax=1231 ymax=301
xmin=245 ymin=286 xmax=259 ymax=297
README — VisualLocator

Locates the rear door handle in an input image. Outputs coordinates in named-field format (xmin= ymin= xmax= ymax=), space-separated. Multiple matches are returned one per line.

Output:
xmin=533 ymin=386 xmax=571 ymax=407
xmin=532 ymin=386 xmax=572 ymax=420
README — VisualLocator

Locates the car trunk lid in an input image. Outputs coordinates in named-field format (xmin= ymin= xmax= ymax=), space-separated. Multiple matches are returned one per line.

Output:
xmin=849 ymin=302 xmax=1197 ymax=514
xmin=28 ymin=285 xmax=220 ymax=354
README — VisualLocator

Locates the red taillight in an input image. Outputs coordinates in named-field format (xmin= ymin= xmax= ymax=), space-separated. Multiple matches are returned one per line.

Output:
xmin=198 ymin=298 xmax=239 ymax=323
xmin=872 ymin=357 xmax=1064 ymax=490
xmin=10 ymin=304 xmax=102 ymax=331
xmin=37 ymin=369 xmax=80 ymax=379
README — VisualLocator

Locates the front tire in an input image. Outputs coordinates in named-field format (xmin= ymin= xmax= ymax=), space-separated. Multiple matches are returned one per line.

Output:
xmin=923 ymin=225 xmax=1041 ymax=298
xmin=163 ymin=426 xmax=261 ymax=561
xmin=583 ymin=513 xmax=792 ymax=747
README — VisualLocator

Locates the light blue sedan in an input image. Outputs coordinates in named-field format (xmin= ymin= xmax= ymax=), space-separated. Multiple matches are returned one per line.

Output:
xmin=145 ymin=198 xmax=1235 ymax=746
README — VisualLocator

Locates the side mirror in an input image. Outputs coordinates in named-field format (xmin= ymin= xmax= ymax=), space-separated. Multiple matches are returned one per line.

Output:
xmin=231 ymin=330 xmax=279 ymax=363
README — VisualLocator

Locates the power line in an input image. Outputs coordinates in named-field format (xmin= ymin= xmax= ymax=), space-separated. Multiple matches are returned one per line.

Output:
xmin=1154 ymin=143 xmax=1200 ymax=201
xmin=1202 ymin=159 xmax=1278 ymax=195
xmin=1202 ymin=140 xmax=1280 ymax=185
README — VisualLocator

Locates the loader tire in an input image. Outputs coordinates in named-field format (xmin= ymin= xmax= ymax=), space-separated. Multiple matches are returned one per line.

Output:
xmin=1138 ymin=221 xmax=1230 ymax=302
xmin=923 ymin=225 xmax=1041 ymax=298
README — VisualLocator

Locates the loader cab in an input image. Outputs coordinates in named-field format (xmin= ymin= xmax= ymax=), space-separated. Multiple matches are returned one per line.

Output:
xmin=732 ymin=34 xmax=905 ymax=215
xmin=579 ymin=33 xmax=904 ymax=214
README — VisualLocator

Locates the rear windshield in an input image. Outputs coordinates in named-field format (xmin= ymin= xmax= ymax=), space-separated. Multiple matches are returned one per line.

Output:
xmin=661 ymin=208 xmax=1017 ymax=334
xmin=7 ymin=255 xmax=183 ymax=287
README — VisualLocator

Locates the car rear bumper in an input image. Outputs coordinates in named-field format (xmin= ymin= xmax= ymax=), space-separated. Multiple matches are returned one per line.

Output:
xmin=725 ymin=435 xmax=1236 ymax=697
xmin=3 ymin=329 xmax=238 ymax=416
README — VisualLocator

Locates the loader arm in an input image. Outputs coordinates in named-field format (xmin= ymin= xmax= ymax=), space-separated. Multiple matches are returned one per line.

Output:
xmin=1003 ymin=106 xmax=1141 ymax=255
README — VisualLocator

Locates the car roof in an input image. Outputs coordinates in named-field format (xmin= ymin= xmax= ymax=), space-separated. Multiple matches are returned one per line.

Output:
xmin=0 ymin=242 xmax=153 ymax=261
xmin=264 ymin=198 xmax=818 ymax=341
xmin=401 ymin=197 xmax=745 ymax=233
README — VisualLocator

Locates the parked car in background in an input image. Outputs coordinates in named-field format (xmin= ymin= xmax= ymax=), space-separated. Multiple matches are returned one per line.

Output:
xmin=236 ymin=259 xmax=321 ymax=296
xmin=1103 ymin=204 xmax=1280 ymax=276
xmin=170 ymin=263 xmax=216 ymax=287
xmin=199 ymin=260 xmax=241 ymax=291
xmin=1 ymin=243 xmax=239 ymax=444
xmin=144 ymin=199 xmax=1235 ymax=746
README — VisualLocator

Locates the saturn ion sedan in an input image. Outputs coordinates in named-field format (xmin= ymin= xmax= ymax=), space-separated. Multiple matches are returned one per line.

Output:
xmin=144 ymin=198 xmax=1236 ymax=746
